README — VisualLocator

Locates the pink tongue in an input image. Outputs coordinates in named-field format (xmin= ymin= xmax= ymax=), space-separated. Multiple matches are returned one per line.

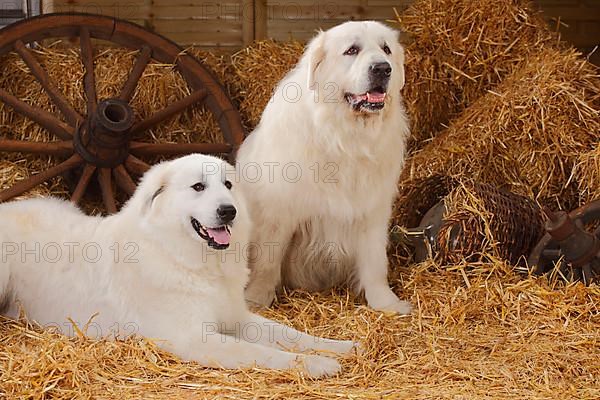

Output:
xmin=367 ymin=92 xmax=386 ymax=103
xmin=207 ymin=228 xmax=231 ymax=245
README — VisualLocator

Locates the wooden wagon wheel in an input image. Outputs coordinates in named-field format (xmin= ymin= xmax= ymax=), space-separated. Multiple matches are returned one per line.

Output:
xmin=0 ymin=13 xmax=245 ymax=213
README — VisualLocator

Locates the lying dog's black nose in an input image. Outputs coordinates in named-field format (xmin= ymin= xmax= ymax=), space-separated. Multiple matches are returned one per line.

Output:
xmin=217 ymin=204 xmax=237 ymax=223
xmin=370 ymin=62 xmax=392 ymax=78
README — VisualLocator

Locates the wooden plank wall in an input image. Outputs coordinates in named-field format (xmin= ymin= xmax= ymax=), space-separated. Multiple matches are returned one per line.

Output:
xmin=45 ymin=0 xmax=600 ymax=57
xmin=257 ymin=0 xmax=413 ymax=41
xmin=46 ymin=0 xmax=247 ymax=49
xmin=46 ymin=0 xmax=149 ymax=29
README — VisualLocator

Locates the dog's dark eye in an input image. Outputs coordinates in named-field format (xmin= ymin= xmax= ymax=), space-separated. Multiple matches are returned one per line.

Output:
xmin=343 ymin=45 xmax=360 ymax=56
xmin=224 ymin=180 xmax=232 ymax=190
xmin=191 ymin=182 xmax=205 ymax=192
xmin=382 ymin=44 xmax=391 ymax=55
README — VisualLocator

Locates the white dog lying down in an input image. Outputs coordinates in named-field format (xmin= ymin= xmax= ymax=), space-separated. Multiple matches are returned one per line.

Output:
xmin=238 ymin=21 xmax=412 ymax=314
xmin=0 ymin=154 xmax=356 ymax=377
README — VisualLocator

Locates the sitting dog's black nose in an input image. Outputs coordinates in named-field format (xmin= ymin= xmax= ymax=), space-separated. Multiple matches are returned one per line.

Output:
xmin=370 ymin=62 xmax=392 ymax=78
xmin=217 ymin=204 xmax=237 ymax=223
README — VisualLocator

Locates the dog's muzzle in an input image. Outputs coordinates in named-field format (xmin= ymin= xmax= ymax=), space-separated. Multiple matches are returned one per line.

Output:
xmin=345 ymin=62 xmax=391 ymax=113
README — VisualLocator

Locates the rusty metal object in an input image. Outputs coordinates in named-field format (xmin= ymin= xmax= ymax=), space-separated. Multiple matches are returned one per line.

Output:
xmin=402 ymin=177 xmax=545 ymax=266
xmin=404 ymin=199 xmax=447 ymax=262
xmin=0 ymin=13 xmax=245 ymax=213
xmin=528 ymin=200 xmax=600 ymax=285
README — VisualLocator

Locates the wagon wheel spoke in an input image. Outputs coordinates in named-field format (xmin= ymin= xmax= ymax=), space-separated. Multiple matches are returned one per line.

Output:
xmin=131 ymin=89 xmax=208 ymax=134
xmin=98 ymin=167 xmax=117 ymax=213
xmin=0 ymin=154 xmax=83 ymax=202
xmin=0 ymin=88 xmax=73 ymax=140
xmin=129 ymin=141 xmax=232 ymax=157
xmin=124 ymin=155 xmax=151 ymax=176
xmin=14 ymin=40 xmax=83 ymax=127
xmin=0 ymin=139 xmax=73 ymax=156
xmin=119 ymin=45 xmax=152 ymax=102
xmin=79 ymin=27 xmax=97 ymax=116
xmin=70 ymin=163 xmax=96 ymax=205
xmin=113 ymin=165 xmax=136 ymax=196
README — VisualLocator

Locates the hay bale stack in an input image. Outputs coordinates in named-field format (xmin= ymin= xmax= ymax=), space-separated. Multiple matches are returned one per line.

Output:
xmin=186 ymin=47 xmax=233 ymax=84
xmin=396 ymin=0 xmax=558 ymax=150
xmin=397 ymin=47 xmax=600 ymax=215
xmin=574 ymin=146 xmax=600 ymax=203
xmin=186 ymin=47 xmax=238 ymax=103
xmin=230 ymin=40 xmax=304 ymax=130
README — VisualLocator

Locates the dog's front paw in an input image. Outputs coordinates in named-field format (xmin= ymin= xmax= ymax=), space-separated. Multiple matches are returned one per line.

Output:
xmin=375 ymin=299 xmax=412 ymax=315
xmin=367 ymin=290 xmax=412 ymax=315
xmin=300 ymin=354 xmax=341 ymax=378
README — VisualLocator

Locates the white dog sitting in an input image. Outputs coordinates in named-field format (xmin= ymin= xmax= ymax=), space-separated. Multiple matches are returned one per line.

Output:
xmin=238 ymin=21 xmax=412 ymax=314
xmin=0 ymin=154 xmax=356 ymax=377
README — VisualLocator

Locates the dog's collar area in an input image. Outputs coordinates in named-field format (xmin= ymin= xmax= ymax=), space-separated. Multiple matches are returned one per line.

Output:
xmin=190 ymin=217 xmax=231 ymax=250
xmin=345 ymin=88 xmax=386 ymax=113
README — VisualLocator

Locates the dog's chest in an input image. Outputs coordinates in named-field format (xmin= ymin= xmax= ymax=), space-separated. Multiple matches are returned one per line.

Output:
xmin=311 ymin=154 xmax=398 ymax=218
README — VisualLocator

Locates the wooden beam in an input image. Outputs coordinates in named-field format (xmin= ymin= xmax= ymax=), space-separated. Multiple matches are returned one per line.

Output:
xmin=242 ymin=0 xmax=255 ymax=45
xmin=255 ymin=0 xmax=267 ymax=40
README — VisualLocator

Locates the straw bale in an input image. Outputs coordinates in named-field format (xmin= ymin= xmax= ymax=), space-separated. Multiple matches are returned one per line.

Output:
xmin=397 ymin=46 xmax=600 ymax=214
xmin=396 ymin=0 xmax=558 ymax=150
xmin=1 ymin=262 xmax=599 ymax=399
xmin=573 ymin=145 xmax=600 ymax=204
xmin=186 ymin=47 xmax=233 ymax=86
xmin=230 ymin=40 xmax=305 ymax=130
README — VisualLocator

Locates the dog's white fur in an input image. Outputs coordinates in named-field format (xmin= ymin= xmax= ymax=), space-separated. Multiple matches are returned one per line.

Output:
xmin=0 ymin=154 xmax=356 ymax=377
xmin=238 ymin=21 xmax=412 ymax=314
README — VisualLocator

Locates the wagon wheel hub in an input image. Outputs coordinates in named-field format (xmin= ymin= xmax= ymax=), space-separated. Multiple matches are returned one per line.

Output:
xmin=73 ymin=99 xmax=134 ymax=168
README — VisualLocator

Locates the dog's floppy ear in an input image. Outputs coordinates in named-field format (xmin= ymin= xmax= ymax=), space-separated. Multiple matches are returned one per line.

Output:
xmin=306 ymin=30 xmax=326 ymax=90
xmin=126 ymin=160 xmax=171 ymax=215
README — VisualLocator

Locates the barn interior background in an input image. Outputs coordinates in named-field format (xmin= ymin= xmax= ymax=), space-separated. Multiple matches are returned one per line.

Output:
xmin=0 ymin=0 xmax=599 ymax=399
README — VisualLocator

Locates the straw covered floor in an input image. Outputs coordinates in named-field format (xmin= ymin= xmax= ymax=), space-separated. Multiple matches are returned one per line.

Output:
xmin=1 ymin=264 xmax=599 ymax=399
